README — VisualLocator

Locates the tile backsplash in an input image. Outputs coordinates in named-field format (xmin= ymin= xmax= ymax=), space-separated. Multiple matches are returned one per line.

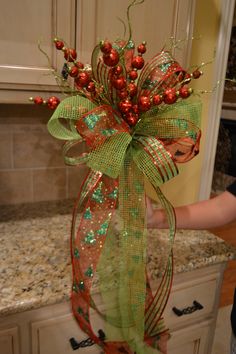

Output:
xmin=0 ymin=104 xmax=88 ymax=205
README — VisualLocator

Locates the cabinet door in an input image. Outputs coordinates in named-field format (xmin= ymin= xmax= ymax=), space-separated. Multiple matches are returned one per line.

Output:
xmin=0 ymin=0 xmax=195 ymax=103
xmin=0 ymin=0 xmax=76 ymax=103
xmin=76 ymin=0 xmax=196 ymax=66
xmin=168 ymin=320 xmax=211 ymax=354
xmin=0 ymin=326 xmax=20 ymax=354
xmin=31 ymin=313 xmax=102 ymax=354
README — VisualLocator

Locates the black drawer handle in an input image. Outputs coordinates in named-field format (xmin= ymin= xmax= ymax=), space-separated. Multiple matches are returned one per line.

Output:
xmin=69 ymin=329 xmax=105 ymax=350
xmin=172 ymin=300 xmax=204 ymax=317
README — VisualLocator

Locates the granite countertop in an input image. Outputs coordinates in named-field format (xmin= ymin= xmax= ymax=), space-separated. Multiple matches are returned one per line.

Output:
xmin=0 ymin=200 xmax=235 ymax=317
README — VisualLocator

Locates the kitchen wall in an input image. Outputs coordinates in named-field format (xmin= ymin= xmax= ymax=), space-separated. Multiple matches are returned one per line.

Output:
xmin=0 ymin=104 xmax=88 ymax=205
xmin=147 ymin=0 xmax=222 ymax=205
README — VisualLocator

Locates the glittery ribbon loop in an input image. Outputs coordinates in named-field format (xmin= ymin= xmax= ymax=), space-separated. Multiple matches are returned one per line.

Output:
xmin=136 ymin=97 xmax=202 ymax=164
xmin=133 ymin=136 xmax=179 ymax=185
xmin=76 ymin=104 xmax=132 ymax=178
xmin=137 ymin=51 xmax=186 ymax=98
xmin=48 ymin=95 xmax=96 ymax=141
xmin=76 ymin=104 xmax=130 ymax=147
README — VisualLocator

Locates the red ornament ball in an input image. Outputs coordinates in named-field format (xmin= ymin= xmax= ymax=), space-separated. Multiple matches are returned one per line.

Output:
xmin=110 ymin=65 xmax=123 ymax=76
xmin=64 ymin=48 xmax=77 ymax=62
xmin=103 ymin=49 xmax=119 ymax=67
xmin=177 ymin=72 xmax=184 ymax=82
xmin=152 ymin=94 xmax=162 ymax=105
xmin=132 ymin=56 xmax=144 ymax=70
xmin=125 ymin=112 xmax=139 ymax=127
xmin=179 ymin=85 xmax=192 ymax=99
xmin=184 ymin=73 xmax=192 ymax=83
xmin=54 ymin=40 xmax=64 ymax=50
xmin=118 ymin=99 xmax=132 ymax=114
xmin=192 ymin=69 xmax=202 ymax=79
xmin=75 ymin=61 xmax=84 ymax=69
xmin=132 ymin=104 xmax=139 ymax=114
xmin=33 ymin=96 xmax=43 ymax=105
xmin=163 ymin=88 xmax=177 ymax=104
xmin=86 ymin=81 xmax=96 ymax=92
xmin=75 ymin=72 xmax=90 ymax=87
xmin=69 ymin=66 xmax=79 ymax=78
xmin=128 ymin=83 xmax=137 ymax=97
xmin=118 ymin=89 xmax=128 ymax=100
xmin=138 ymin=96 xmax=151 ymax=112
xmin=129 ymin=70 xmax=138 ymax=80
xmin=47 ymin=96 xmax=60 ymax=109
xmin=100 ymin=40 xmax=112 ymax=54
xmin=112 ymin=76 xmax=126 ymax=90
xmin=137 ymin=43 xmax=146 ymax=54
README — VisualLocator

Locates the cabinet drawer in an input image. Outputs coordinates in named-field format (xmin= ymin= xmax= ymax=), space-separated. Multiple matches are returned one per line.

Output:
xmin=164 ymin=277 xmax=218 ymax=329
xmin=31 ymin=314 xmax=102 ymax=354
xmin=168 ymin=319 xmax=212 ymax=354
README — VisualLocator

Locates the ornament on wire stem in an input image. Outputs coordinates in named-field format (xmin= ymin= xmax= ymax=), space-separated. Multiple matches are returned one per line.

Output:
xmin=29 ymin=96 xmax=60 ymax=110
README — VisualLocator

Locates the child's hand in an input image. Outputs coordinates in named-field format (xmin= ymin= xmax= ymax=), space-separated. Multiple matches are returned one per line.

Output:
xmin=146 ymin=197 xmax=166 ymax=229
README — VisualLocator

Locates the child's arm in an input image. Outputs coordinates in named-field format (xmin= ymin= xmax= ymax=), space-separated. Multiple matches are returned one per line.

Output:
xmin=147 ymin=190 xmax=236 ymax=229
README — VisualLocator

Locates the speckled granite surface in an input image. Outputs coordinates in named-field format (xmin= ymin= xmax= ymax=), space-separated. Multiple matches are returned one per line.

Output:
xmin=0 ymin=200 xmax=235 ymax=317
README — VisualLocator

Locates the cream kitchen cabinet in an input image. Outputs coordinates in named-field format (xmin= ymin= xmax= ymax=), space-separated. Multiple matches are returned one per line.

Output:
xmin=0 ymin=326 xmax=20 ymax=354
xmin=0 ymin=0 xmax=195 ymax=103
xmin=168 ymin=320 xmax=212 ymax=354
xmin=165 ymin=263 xmax=224 ymax=354
xmin=31 ymin=313 xmax=102 ymax=354
xmin=0 ymin=262 xmax=225 ymax=354
xmin=0 ymin=0 xmax=76 ymax=103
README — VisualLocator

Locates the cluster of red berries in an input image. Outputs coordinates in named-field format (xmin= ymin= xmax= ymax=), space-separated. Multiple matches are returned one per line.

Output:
xmin=53 ymin=38 xmax=95 ymax=92
xmin=100 ymin=40 xmax=202 ymax=127
xmin=30 ymin=38 xmax=98 ymax=109
xmin=30 ymin=38 xmax=203 ymax=126
xmin=100 ymin=40 xmax=148 ymax=126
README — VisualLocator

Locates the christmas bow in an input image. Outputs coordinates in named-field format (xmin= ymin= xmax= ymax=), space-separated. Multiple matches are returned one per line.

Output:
xmin=30 ymin=0 xmax=205 ymax=347
xmin=29 ymin=0 xmax=204 ymax=351
xmin=48 ymin=82 xmax=201 ymax=353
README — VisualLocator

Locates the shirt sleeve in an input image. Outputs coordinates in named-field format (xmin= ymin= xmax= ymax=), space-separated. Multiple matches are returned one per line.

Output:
xmin=227 ymin=180 xmax=236 ymax=196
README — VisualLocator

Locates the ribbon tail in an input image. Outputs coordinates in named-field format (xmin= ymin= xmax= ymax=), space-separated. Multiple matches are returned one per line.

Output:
xmin=71 ymin=171 xmax=118 ymax=346
xmin=145 ymin=187 xmax=175 ymax=338
xmin=132 ymin=136 xmax=178 ymax=353
xmin=117 ymin=148 xmax=148 ymax=353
